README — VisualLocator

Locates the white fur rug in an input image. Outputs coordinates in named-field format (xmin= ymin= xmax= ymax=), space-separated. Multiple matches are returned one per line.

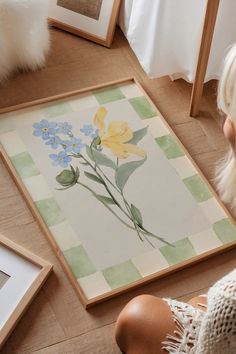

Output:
xmin=0 ymin=0 xmax=50 ymax=83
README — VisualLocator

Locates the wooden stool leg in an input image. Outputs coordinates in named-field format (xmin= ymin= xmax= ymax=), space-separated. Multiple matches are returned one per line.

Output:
xmin=190 ymin=0 xmax=220 ymax=117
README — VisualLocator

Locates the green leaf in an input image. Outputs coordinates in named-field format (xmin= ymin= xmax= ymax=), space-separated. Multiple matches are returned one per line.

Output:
xmin=126 ymin=127 xmax=148 ymax=145
xmin=92 ymin=136 xmax=101 ymax=145
xmin=70 ymin=165 xmax=75 ymax=174
xmin=86 ymin=145 xmax=116 ymax=170
xmin=95 ymin=195 xmax=116 ymax=205
xmin=56 ymin=185 xmax=73 ymax=191
xmin=84 ymin=172 xmax=104 ymax=184
xmin=115 ymin=157 xmax=147 ymax=191
xmin=71 ymin=153 xmax=82 ymax=158
xmin=75 ymin=167 xmax=80 ymax=180
xmin=80 ymin=161 xmax=89 ymax=166
xmin=131 ymin=204 xmax=143 ymax=226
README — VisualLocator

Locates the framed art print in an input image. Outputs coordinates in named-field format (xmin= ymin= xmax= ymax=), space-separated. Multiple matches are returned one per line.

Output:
xmin=0 ymin=234 xmax=52 ymax=348
xmin=0 ymin=77 xmax=236 ymax=309
xmin=48 ymin=0 xmax=121 ymax=47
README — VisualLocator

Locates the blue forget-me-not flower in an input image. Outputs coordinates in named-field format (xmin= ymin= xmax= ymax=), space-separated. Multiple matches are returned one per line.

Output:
xmin=33 ymin=120 xmax=57 ymax=140
xmin=49 ymin=151 xmax=72 ymax=168
xmin=45 ymin=136 xmax=62 ymax=149
xmin=80 ymin=124 xmax=98 ymax=138
xmin=57 ymin=122 xmax=72 ymax=135
xmin=65 ymin=137 xmax=85 ymax=154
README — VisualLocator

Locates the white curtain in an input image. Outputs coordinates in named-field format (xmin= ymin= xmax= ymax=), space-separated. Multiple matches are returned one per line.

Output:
xmin=119 ymin=0 xmax=236 ymax=83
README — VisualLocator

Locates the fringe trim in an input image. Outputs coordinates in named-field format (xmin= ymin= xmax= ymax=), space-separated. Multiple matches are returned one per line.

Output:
xmin=162 ymin=299 xmax=204 ymax=353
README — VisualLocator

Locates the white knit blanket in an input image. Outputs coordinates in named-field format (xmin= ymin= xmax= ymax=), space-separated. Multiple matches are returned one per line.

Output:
xmin=162 ymin=269 xmax=236 ymax=353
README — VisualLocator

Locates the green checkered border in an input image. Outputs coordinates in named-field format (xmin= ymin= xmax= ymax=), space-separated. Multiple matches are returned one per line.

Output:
xmin=0 ymin=81 xmax=235 ymax=300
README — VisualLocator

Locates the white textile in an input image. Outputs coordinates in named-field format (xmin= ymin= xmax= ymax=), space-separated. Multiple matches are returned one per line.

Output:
xmin=162 ymin=269 xmax=236 ymax=353
xmin=119 ymin=0 xmax=236 ymax=82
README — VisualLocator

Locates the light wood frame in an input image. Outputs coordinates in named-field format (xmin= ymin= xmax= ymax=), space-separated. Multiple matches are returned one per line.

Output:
xmin=0 ymin=77 xmax=236 ymax=309
xmin=48 ymin=0 xmax=121 ymax=47
xmin=190 ymin=0 xmax=220 ymax=117
xmin=0 ymin=234 xmax=53 ymax=348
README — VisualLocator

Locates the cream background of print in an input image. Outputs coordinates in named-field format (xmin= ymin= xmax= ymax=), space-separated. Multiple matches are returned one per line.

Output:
xmin=119 ymin=83 xmax=143 ymax=99
xmin=0 ymin=115 xmax=15 ymax=134
xmin=23 ymin=175 xmax=53 ymax=202
xmin=0 ymin=131 xmax=26 ymax=157
xmin=189 ymin=229 xmax=222 ymax=255
xmin=143 ymin=117 xmax=169 ymax=138
xmin=69 ymin=92 xmax=98 ymax=112
xmin=132 ymin=249 xmax=169 ymax=277
xmin=12 ymin=106 xmax=43 ymax=128
xmin=49 ymin=220 xmax=81 ymax=252
xmin=199 ymin=198 xmax=228 ymax=224
xmin=78 ymin=272 xmax=111 ymax=299
xmin=170 ymin=156 xmax=198 ymax=179
xmin=38 ymin=99 xmax=70 ymax=109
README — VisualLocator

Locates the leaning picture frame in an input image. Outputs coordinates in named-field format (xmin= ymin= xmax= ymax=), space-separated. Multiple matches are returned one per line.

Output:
xmin=0 ymin=77 xmax=236 ymax=309
xmin=48 ymin=0 xmax=121 ymax=47
xmin=0 ymin=234 xmax=53 ymax=349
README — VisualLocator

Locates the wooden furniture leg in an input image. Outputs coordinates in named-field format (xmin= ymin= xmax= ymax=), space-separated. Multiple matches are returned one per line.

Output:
xmin=190 ymin=0 xmax=220 ymax=117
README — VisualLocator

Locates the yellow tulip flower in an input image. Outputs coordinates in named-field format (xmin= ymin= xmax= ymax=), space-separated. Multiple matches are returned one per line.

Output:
xmin=93 ymin=107 xmax=147 ymax=159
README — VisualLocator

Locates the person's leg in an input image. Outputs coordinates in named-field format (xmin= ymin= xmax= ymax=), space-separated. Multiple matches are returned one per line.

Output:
xmin=115 ymin=294 xmax=207 ymax=354
xmin=187 ymin=295 xmax=207 ymax=310
xmin=115 ymin=295 xmax=176 ymax=354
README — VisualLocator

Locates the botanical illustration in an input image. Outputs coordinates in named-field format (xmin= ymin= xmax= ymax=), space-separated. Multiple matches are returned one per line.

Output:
xmin=33 ymin=107 xmax=171 ymax=247
xmin=57 ymin=0 xmax=103 ymax=20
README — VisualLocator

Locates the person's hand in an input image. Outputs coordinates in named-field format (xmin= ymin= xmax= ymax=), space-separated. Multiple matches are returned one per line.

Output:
xmin=223 ymin=116 xmax=236 ymax=151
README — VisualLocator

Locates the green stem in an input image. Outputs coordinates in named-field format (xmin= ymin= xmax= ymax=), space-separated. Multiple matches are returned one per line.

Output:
xmin=122 ymin=192 xmax=134 ymax=219
xmin=77 ymin=183 xmax=156 ymax=245
xmin=89 ymin=144 xmax=121 ymax=193
xmin=77 ymin=182 xmax=136 ymax=231
xmin=84 ymin=147 xmax=130 ymax=219
xmin=121 ymin=191 xmax=144 ymax=242
xmin=121 ymin=191 xmax=173 ymax=247
xmin=88 ymin=148 xmax=146 ymax=242
xmin=138 ymin=227 xmax=174 ymax=247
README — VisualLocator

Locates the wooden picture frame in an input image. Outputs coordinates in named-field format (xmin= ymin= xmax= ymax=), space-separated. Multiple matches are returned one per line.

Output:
xmin=0 ymin=234 xmax=53 ymax=348
xmin=48 ymin=0 xmax=121 ymax=47
xmin=0 ymin=77 xmax=236 ymax=309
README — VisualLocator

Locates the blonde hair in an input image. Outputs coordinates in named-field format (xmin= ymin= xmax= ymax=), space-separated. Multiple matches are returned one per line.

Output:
xmin=218 ymin=43 xmax=236 ymax=123
xmin=215 ymin=43 xmax=236 ymax=215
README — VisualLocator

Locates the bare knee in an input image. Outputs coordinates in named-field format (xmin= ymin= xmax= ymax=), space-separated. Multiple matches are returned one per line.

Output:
xmin=115 ymin=295 xmax=175 ymax=354
xmin=115 ymin=295 xmax=154 ymax=351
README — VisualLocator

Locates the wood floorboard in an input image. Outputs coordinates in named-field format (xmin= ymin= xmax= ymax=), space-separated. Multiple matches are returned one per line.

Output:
xmin=0 ymin=27 xmax=236 ymax=353
xmin=33 ymin=323 xmax=120 ymax=354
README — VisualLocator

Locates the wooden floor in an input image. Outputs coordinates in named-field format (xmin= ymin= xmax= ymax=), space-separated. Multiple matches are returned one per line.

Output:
xmin=1 ymin=27 xmax=236 ymax=354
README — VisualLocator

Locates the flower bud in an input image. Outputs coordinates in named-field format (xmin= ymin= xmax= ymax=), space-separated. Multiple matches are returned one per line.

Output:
xmin=56 ymin=166 xmax=79 ymax=188
xmin=92 ymin=136 xmax=101 ymax=145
